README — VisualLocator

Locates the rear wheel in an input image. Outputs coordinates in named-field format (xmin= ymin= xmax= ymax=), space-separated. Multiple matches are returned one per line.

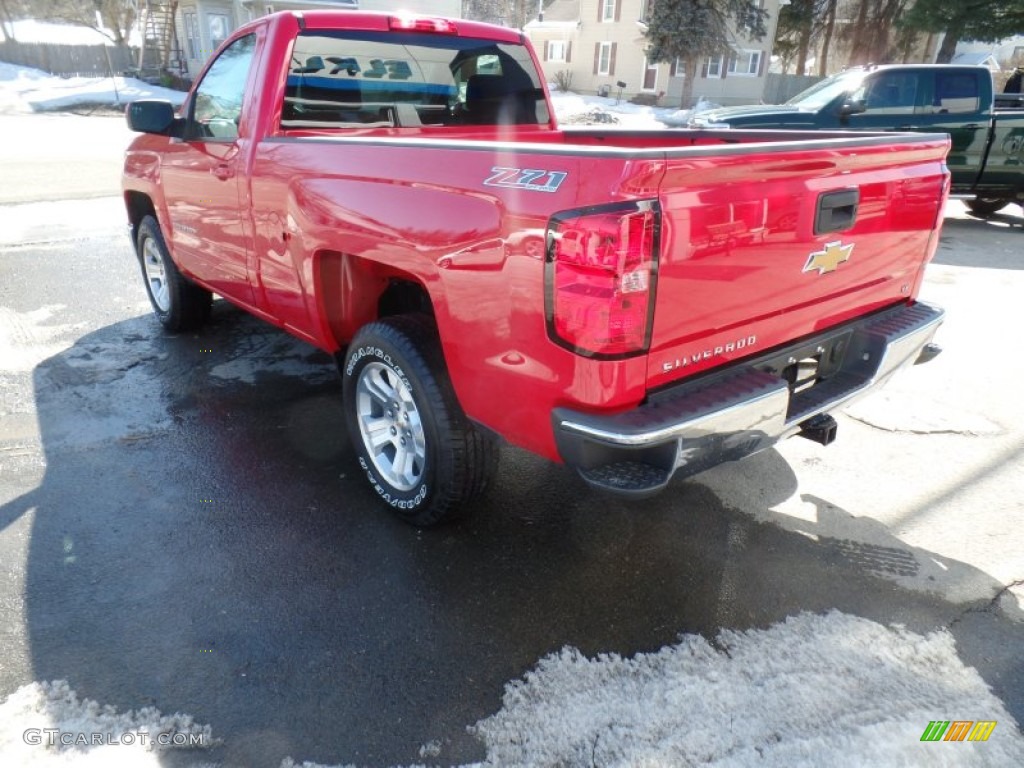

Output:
xmin=342 ymin=315 xmax=498 ymax=527
xmin=965 ymin=198 xmax=1010 ymax=218
xmin=136 ymin=215 xmax=212 ymax=332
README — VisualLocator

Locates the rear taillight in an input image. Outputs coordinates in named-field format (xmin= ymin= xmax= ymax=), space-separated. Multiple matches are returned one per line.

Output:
xmin=545 ymin=201 xmax=659 ymax=358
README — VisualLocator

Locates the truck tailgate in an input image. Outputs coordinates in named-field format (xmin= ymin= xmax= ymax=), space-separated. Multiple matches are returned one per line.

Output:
xmin=647 ymin=135 xmax=949 ymax=390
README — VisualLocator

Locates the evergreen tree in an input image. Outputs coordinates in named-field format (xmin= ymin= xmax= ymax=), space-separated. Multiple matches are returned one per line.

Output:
xmin=901 ymin=0 xmax=1024 ymax=63
xmin=645 ymin=0 xmax=768 ymax=108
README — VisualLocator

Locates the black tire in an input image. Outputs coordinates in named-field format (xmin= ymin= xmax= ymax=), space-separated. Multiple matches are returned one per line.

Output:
xmin=966 ymin=198 xmax=1009 ymax=218
xmin=136 ymin=215 xmax=212 ymax=332
xmin=342 ymin=315 xmax=498 ymax=527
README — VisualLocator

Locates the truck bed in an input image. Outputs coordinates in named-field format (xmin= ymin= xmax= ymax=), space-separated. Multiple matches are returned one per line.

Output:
xmin=248 ymin=127 xmax=949 ymax=461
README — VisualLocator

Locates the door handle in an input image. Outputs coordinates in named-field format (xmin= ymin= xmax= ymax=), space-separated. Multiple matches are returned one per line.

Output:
xmin=212 ymin=163 xmax=234 ymax=180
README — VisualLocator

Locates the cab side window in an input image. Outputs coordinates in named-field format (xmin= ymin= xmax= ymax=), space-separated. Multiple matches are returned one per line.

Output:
xmin=191 ymin=34 xmax=256 ymax=139
xmin=932 ymin=72 xmax=980 ymax=114
xmin=855 ymin=72 xmax=919 ymax=115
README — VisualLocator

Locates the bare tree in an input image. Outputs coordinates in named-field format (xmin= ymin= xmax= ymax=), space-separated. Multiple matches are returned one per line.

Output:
xmin=0 ymin=0 xmax=27 ymax=43
xmin=844 ymin=0 xmax=910 ymax=66
xmin=817 ymin=0 xmax=838 ymax=76
xmin=23 ymin=0 xmax=136 ymax=47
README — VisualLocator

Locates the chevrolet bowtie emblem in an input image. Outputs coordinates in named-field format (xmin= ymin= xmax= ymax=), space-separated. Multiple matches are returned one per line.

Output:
xmin=804 ymin=241 xmax=854 ymax=275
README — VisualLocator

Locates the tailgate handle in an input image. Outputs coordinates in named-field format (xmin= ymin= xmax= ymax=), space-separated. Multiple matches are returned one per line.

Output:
xmin=815 ymin=189 xmax=859 ymax=235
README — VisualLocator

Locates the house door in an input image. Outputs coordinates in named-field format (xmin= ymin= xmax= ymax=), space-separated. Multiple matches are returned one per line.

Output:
xmin=642 ymin=58 xmax=658 ymax=91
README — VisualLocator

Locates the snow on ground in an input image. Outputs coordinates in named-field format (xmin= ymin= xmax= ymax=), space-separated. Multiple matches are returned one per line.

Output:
xmin=0 ymin=680 xmax=216 ymax=767
xmin=548 ymin=87 xmax=676 ymax=128
xmin=0 ymin=61 xmax=185 ymax=114
xmin=0 ymin=59 xmax=670 ymax=124
xmin=5 ymin=20 xmax=139 ymax=47
xmin=2 ymin=612 xmax=1021 ymax=767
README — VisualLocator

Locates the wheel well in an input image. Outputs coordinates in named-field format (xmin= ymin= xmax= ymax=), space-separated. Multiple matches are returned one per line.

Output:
xmin=378 ymin=279 xmax=433 ymax=319
xmin=317 ymin=251 xmax=435 ymax=352
xmin=124 ymin=191 xmax=156 ymax=243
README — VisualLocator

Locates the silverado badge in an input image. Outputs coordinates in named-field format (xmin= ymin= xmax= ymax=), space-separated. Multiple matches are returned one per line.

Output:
xmin=804 ymin=241 xmax=854 ymax=275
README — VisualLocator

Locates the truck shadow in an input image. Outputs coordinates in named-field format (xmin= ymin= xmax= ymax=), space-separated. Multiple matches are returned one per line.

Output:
xmin=3 ymin=304 xmax=1021 ymax=767
xmin=936 ymin=206 xmax=1024 ymax=270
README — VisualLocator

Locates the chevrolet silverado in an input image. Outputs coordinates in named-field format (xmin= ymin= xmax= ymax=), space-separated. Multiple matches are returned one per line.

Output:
xmin=123 ymin=11 xmax=948 ymax=526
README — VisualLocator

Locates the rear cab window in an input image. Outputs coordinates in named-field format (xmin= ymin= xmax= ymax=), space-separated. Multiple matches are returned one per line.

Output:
xmin=280 ymin=29 xmax=549 ymax=129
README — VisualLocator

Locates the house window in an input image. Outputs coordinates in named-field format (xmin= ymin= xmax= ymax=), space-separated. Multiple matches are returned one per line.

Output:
xmin=727 ymin=50 xmax=762 ymax=76
xmin=601 ymin=0 xmax=616 ymax=22
xmin=207 ymin=13 xmax=230 ymax=52
xmin=264 ymin=4 xmax=274 ymax=14
xmin=548 ymin=40 xmax=566 ymax=62
xmin=671 ymin=58 xmax=684 ymax=77
xmin=597 ymin=42 xmax=613 ymax=76
xmin=706 ymin=55 xmax=724 ymax=78
xmin=184 ymin=11 xmax=199 ymax=60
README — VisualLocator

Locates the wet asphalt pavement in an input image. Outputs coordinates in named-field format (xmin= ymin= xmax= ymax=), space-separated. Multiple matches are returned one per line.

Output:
xmin=1 ymin=118 xmax=1023 ymax=767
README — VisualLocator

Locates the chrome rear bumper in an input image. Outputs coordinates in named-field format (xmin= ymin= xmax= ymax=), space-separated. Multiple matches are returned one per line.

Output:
xmin=553 ymin=302 xmax=944 ymax=496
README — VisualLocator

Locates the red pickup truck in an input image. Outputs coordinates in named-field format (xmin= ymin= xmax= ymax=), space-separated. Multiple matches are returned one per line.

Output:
xmin=123 ymin=10 xmax=948 ymax=526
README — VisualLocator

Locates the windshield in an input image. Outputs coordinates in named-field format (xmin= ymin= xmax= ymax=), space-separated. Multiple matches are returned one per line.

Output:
xmin=786 ymin=70 xmax=867 ymax=109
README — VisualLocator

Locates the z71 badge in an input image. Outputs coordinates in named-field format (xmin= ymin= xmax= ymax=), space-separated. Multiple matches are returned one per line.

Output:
xmin=484 ymin=167 xmax=567 ymax=193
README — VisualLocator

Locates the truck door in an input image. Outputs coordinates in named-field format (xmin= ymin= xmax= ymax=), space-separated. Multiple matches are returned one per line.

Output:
xmin=846 ymin=69 xmax=989 ymax=188
xmin=160 ymin=33 xmax=258 ymax=306
xmin=913 ymin=70 xmax=990 ymax=188
xmin=843 ymin=70 xmax=923 ymax=132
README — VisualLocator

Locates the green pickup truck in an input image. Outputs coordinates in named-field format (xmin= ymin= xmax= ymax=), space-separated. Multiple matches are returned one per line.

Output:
xmin=685 ymin=65 xmax=1024 ymax=217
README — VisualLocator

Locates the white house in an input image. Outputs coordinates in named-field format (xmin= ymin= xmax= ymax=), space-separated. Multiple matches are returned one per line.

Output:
xmin=525 ymin=0 xmax=786 ymax=106
xmin=174 ymin=0 xmax=461 ymax=79
xmin=951 ymin=35 xmax=1024 ymax=70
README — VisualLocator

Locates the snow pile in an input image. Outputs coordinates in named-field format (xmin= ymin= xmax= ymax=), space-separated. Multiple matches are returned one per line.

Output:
xmin=0 ymin=680 xmax=217 ymax=767
xmin=549 ymin=89 xmax=673 ymax=128
xmin=4 ymin=19 xmax=139 ymax=47
xmin=0 ymin=56 xmax=667 ymax=123
xmin=7 ymin=612 xmax=1014 ymax=767
xmin=0 ymin=61 xmax=185 ymax=113
xmin=560 ymin=107 xmax=620 ymax=125
xmin=471 ymin=611 xmax=1024 ymax=766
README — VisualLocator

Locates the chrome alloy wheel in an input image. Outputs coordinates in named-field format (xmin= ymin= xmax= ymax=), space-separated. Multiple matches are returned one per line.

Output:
xmin=356 ymin=361 xmax=426 ymax=491
xmin=142 ymin=237 xmax=171 ymax=312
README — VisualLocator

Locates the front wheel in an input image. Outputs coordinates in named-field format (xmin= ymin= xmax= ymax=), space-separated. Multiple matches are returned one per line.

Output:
xmin=966 ymin=198 xmax=1010 ymax=218
xmin=342 ymin=315 xmax=498 ymax=527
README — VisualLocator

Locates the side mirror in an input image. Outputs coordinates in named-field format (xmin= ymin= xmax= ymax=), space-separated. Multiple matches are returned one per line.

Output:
xmin=126 ymin=100 xmax=183 ymax=137
xmin=839 ymin=99 xmax=866 ymax=118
